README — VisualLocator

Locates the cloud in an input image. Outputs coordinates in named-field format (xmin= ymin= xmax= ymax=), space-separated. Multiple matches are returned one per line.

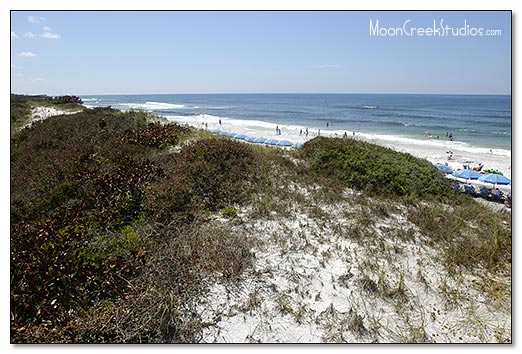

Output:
xmin=43 ymin=26 xmax=52 ymax=31
xmin=11 ymin=31 xmax=19 ymax=39
xmin=28 ymin=16 xmax=46 ymax=24
xmin=40 ymin=32 xmax=61 ymax=39
xmin=11 ymin=64 xmax=22 ymax=70
xmin=22 ymin=32 xmax=36 ymax=38
xmin=17 ymin=51 xmax=37 ymax=57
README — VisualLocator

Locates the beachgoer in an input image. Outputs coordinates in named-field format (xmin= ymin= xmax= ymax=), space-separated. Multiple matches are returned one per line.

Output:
xmin=300 ymin=129 xmax=302 ymax=136
xmin=343 ymin=132 xmax=348 ymax=139
xmin=318 ymin=129 xmax=321 ymax=136
xmin=473 ymin=162 xmax=484 ymax=172
xmin=326 ymin=122 xmax=329 ymax=128
xmin=276 ymin=125 xmax=279 ymax=134
xmin=305 ymin=128 xmax=309 ymax=137
xmin=493 ymin=188 xmax=501 ymax=200
xmin=445 ymin=131 xmax=449 ymax=137
xmin=219 ymin=119 xmax=222 ymax=125
xmin=205 ymin=122 xmax=208 ymax=129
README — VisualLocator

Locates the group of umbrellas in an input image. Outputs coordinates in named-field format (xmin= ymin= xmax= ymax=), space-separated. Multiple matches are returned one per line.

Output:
xmin=435 ymin=163 xmax=511 ymax=186
xmin=209 ymin=129 xmax=304 ymax=148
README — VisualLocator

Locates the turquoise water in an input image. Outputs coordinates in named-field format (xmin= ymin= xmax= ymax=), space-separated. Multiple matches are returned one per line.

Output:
xmin=82 ymin=93 xmax=511 ymax=151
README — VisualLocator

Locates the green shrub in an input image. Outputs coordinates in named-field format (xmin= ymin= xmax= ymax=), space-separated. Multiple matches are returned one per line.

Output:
xmin=52 ymin=95 xmax=83 ymax=105
xmin=147 ymin=139 xmax=259 ymax=222
xmin=221 ymin=205 xmax=238 ymax=218
xmin=10 ymin=109 xmax=191 ymax=341
xmin=300 ymin=137 xmax=459 ymax=200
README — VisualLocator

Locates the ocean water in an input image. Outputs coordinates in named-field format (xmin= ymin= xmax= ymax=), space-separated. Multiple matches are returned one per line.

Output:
xmin=81 ymin=94 xmax=511 ymax=152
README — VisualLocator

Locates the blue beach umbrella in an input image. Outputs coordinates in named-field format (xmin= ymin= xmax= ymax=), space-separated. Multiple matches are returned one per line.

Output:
xmin=244 ymin=135 xmax=258 ymax=142
xmin=435 ymin=163 xmax=453 ymax=174
xmin=478 ymin=173 xmax=511 ymax=185
xmin=452 ymin=169 xmax=481 ymax=180
xmin=276 ymin=140 xmax=294 ymax=147
xmin=265 ymin=139 xmax=280 ymax=145
xmin=253 ymin=137 xmax=268 ymax=143
xmin=292 ymin=143 xmax=304 ymax=148
xmin=232 ymin=133 xmax=248 ymax=140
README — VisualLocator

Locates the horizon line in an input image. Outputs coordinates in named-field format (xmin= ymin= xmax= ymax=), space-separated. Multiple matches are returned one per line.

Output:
xmin=56 ymin=92 xmax=511 ymax=96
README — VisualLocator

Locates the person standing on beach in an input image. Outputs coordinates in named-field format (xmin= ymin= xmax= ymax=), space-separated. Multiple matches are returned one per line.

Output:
xmin=219 ymin=119 xmax=222 ymax=125
xmin=276 ymin=125 xmax=279 ymax=135
xmin=306 ymin=128 xmax=309 ymax=137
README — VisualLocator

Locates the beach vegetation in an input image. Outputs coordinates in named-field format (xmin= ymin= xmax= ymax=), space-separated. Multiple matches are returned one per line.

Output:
xmin=10 ymin=100 xmax=511 ymax=343
xmin=299 ymin=137 xmax=460 ymax=201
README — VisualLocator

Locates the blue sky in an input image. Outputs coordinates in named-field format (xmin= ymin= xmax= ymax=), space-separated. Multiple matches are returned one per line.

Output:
xmin=10 ymin=11 xmax=511 ymax=95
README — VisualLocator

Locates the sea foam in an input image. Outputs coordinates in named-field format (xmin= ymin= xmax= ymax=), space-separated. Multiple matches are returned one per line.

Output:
xmin=121 ymin=101 xmax=195 ymax=110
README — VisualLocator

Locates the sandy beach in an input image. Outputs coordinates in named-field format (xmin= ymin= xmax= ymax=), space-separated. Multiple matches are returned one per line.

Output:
xmin=165 ymin=113 xmax=512 ymax=191
xmin=23 ymin=106 xmax=77 ymax=129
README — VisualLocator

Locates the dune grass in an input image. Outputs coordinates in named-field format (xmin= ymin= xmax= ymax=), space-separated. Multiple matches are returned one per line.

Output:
xmin=10 ymin=106 xmax=511 ymax=343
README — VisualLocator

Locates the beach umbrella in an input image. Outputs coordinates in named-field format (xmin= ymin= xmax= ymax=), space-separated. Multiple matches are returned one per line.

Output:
xmin=232 ymin=133 xmax=248 ymax=140
xmin=478 ymin=173 xmax=511 ymax=185
xmin=452 ymin=169 xmax=481 ymax=180
xmin=265 ymin=139 xmax=280 ymax=145
xmin=292 ymin=143 xmax=304 ymax=148
xmin=244 ymin=135 xmax=258 ymax=142
xmin=253 ymin=137 xmax=268 ymax=143
xmin=435 ymin=163 xmax=453 ymax=174
xmin=276 ymin=140 xmax=294 ymax=147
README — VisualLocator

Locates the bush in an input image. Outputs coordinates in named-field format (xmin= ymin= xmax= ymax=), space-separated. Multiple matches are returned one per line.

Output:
xmin=52 ymin=95 xmax=83 ymax=105
xmin=221 ymin=206 xmax=238 ymax=218
xmin=10 ymin=109 xmax=189 ymax=342
xmin=300 ymin=137 xmax=459 ymax=200
xmin=146 ymin=138 xmax=259 ymax=222
xmin=120 ymin=122 xmax=190 ymax=148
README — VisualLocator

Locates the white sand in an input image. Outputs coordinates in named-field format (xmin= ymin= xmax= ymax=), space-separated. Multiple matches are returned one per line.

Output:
xmin=22 ymin=106 xmax=77 ymax=129
xmin=197 ymin=187 xmax=511 ymax=343
xmin=165 ymin=114 xmax=511 ymax=181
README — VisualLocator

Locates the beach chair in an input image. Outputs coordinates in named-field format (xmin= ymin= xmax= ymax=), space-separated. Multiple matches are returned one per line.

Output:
xmin=463 ymin=184 xmax=476 ymax=196
xmin=452 ymin=182 xmax=461 ymax=191
xmin=479 ymin=186 xmax=490 ymax=199
xmin=491 ymin=189 xmax=504 ymax=202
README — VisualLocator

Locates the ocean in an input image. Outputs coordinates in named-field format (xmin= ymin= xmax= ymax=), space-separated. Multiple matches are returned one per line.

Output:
xmin=81 ymin=93 xmax=511 ymax=153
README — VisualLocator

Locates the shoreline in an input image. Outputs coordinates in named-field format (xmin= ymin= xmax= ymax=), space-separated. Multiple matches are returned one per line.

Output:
xmin=26 ymin=104 xmax=511 ymax=186
xmin=163 ymin=113 xmax=512 ymax=181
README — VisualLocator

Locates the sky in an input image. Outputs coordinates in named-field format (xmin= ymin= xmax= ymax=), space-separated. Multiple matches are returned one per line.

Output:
xmin=10 ymin=10 xmax=511 ymax=95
